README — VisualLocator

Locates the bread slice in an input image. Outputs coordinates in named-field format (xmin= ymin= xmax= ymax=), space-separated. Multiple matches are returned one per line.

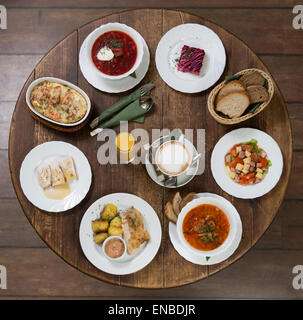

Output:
xmin=179 ymin=192 xmax=196 ymax=211
xmin=216 ymin=91 xmax=251 ymax=118
xmin=240 ymin=71 xmax=265 ymax=87
xmin=172 ymin=192 xmax=182 ymax=216
xmin=165 ymin=202 xmax=177 ymax=224
xmin=246 ymin=85 xmax=269 ymax=103
xmin=217 ymin=80 xmax=246 ymax=100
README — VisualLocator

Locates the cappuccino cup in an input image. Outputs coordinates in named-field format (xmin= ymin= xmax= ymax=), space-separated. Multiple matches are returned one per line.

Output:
xmin=155 ymin=140 xmax=193 ymax=176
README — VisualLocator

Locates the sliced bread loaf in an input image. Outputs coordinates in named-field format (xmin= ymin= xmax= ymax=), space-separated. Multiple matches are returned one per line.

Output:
xmin=172 ymin=192 xmax=182 ymax=216
xmin=164 ymin=202 xmax=177 ymax=224
xmin=217 ymin=80 xmax=246 ymax=100
xmin=179 ymin=192 xmax=196 ymax=211
xmin=240 ymin=71 xmax=265 ymax=87
xmin=246 ymin=85 xmax=269 ymax=103
xmin=216 ymin=91 xmax=251 ymax=118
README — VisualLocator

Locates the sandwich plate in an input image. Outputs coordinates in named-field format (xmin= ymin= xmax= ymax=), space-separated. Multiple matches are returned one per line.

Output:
xmin=79 ymin=193 xmax=162 ymax=275
xmin=155 ymin=23 xmax=226 ymax=93
xmin=211 ymin=128 xmax=283 ymax=199
xmin=19 ymin=141 xmax=92 ymax=212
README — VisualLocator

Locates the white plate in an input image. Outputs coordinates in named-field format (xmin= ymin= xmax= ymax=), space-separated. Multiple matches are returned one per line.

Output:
xmin=169 ymin=193 xmax=242 ymax=265
xmin=79 ymin=30 xmax=150 ymax=93
xmin=155 ymin=23 xmax=226 ymax=93
xmin=211 ymin=128 xmax=283 ymax=199
xmin=25 ymin=77 xmax=91 ymax=127
xmin=20 ymin=141 xmax=92 ymax=212
xmin=79 ymin=193 xmax=162 ymax=275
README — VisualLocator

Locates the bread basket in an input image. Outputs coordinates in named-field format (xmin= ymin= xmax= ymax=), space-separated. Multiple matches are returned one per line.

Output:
xmin=207 ymin=68 xmax=274 ymax=125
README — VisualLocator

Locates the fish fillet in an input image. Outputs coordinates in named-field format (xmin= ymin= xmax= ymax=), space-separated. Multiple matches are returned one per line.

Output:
xmin=121 ymin=207 xmax=150 ymax=255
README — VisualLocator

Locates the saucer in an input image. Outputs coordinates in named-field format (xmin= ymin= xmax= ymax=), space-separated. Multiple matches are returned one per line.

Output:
xmin=144 ymin=138 xmax=200 ymax=188
xmin=169 ymin=192 xmax=242 ymax=265
xmin=79 ymin=32 xmax=150 ymax=93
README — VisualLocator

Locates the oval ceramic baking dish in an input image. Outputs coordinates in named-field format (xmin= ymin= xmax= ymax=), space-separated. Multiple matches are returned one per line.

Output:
xmin=25 ymin=77 xmax=91 ymax=127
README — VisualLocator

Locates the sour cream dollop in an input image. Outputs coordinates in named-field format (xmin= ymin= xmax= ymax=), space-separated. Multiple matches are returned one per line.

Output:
xmin=97 ymin=46 xmax=114 ymax=61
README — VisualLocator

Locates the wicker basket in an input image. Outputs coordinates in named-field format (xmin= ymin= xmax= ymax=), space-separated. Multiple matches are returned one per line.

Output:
xmin=207 ymin=68 xmax=274 ymax=125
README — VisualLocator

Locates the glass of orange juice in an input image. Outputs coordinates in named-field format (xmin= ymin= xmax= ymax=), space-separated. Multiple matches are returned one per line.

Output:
xmin=115 ymin=132 xmax=135 ymax=164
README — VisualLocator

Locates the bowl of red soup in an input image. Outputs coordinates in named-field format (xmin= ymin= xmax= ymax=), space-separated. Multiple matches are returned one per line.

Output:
xmin=177 ymin=197 xmax=240 ymax=257
xmin=86 ymin=23 xmax=144 ymax=80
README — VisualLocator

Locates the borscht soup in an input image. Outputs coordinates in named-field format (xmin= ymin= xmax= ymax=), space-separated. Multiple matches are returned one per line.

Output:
xmin=182 ymin=204 xmax=230 ymax=251
xmin=91 ymin=30 xmax=137 ymax=76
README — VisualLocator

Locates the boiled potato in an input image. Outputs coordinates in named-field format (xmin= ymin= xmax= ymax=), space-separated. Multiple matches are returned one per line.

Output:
xmin=110 ymin=216 xmax=122 ymax=228
xmin=93 ymin=232 xmax=108 ymax=244
xmin=101 ymin=204 xmax=118 ymax=221
xmin=91 ymin=219 xmax=109 ymax=233
xmin=108 ymin=226 xmax=123 ymax=236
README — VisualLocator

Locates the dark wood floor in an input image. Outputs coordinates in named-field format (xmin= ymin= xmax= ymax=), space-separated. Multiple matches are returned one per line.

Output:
xmin=0 ymin=0 xmax=302 ymax=299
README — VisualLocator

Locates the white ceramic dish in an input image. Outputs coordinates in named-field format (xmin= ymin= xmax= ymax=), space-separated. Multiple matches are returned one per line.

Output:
xmin=102 ymin=236 xmax=127 ymax=262
xmin=169 ymin=193 xmax=242 ymax=265
xmin=79 ymin=193 xmax=162 ymax=275
xmin=79 ymin=28 xmax=150 ymax=93
xmin=19 ymin=141 xmax=92 ymax=212
xmin=84 ymin=23 xmax=144 ymax=80
xmin=211 ymin=128 xmax=283 ymax=199
xmin=155 ymin=23 xmax=226 ymax=93
xmin=25 ymin=77 xmax=91 ymax=127
xmin=177 ymin=196 xmax=239 ymax=258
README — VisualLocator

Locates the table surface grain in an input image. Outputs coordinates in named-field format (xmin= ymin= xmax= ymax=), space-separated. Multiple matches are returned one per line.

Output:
xmin=0 ymin=0 xmax=302 ymax=299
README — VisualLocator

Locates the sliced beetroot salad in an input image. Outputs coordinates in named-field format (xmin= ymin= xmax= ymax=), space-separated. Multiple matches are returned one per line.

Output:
xmin=177 ymin=45 xmax=205 ymax=75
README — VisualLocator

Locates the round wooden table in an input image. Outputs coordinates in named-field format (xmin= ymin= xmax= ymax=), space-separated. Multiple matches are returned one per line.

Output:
xmin=9 ymin=9 xmax=292 ymax=288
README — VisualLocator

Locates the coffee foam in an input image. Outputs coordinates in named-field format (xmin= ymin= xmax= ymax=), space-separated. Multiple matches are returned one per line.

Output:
xmin=156 ymin=141 xmax=191 ymax=175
